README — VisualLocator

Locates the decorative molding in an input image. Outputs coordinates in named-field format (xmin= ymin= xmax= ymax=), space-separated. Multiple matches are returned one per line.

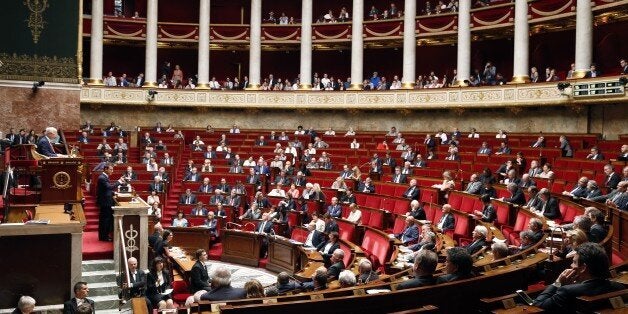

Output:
xmin=79 ymin=77 xmax=627 ymax=110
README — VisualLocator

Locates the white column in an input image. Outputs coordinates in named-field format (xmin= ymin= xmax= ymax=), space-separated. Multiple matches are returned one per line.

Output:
xmin=197 ymin=0 xmax=211 ymax=89
xmin=349 ymin=0 xmax=364 ymax=90
xmin=401 ymin=0 xmax=417 ymax=89
xmin=88 ymin=0 xmax=104 ymax=85
xmin=299 ymin=0 xmax=313 ymax=89
xmin=573 ymin=0 xmax=592 ymax=78
xmin=455 ymin=0 xmax=471 ymax=85
xmin=247 ymin=0 xmax=262 ymax=89
xmin=511 ymin=0 xmax=529 ymax=83
xmin=144 ymin=0 xmax=158 ymax=87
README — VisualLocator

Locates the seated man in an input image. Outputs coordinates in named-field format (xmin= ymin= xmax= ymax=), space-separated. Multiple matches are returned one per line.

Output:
xmin=357 ymin=259 xmax=379 ymax=284
xmin=403 ymin=179 xmax=420 ymax=200
xmin=63 ymin=282 xmax=95 ymax=314
xmin=326 ymin=197 xmax=342 ymax=218
xmin=317 ymin=231 xmax=340 ymax=265
xmin=200 ymin=267 xmax=246 ymax=301
xmin=304 ymin=221 xmax=325 ymax=248
xmin=179 ymin=189 xmax=197 ymax=205
xmin=338 ymin=270 xmax=357 ymax=288
xmin=397 ymin=250 xmax=438 ymax=290
xmin=191 ymin=202 xmax=208 ymax=216
xmin=326 ymin=249 xmax=345 ymax=280
xmin=395 ymin=216 xmax=419 ymax=245
xmin=465 ymin=225 xmax=488 ymax=255
xmin=436 ymin=247 xmax=474 ymax=283
xmin=117 ymin=257 xmax=151 ymax=310
xmin=275 ymin=272 xmax=302 ymax=294
xmin=533 ymin=243 xmax=623 ymax=312
xmin=239 ymin=203 xmax=262 ymax=220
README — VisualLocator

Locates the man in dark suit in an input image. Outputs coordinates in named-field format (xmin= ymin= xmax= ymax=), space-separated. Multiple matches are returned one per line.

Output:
xmin=200 ymin=267 xmax=247 ymax=301
xmin=190 ymin=249 xmax=212 ymax=293
xmin=97 ymin=165 xmax=122 ymax=241
xmin=246 ymin=167 xmax=261 ymax=187
xmin=184 ymin=167 xmax=201 ymax=181
xmin=293 ymin=172 xmax=307 ymax=187
xmin=323 ymin=214 xmax=339 ymax=233
xmin=396 ymin=216 xmax=420 ymax=245
xmin=339 ymin=165 xmax=353 ymax=179
xmin=474 ymin=194 xmax=497 ymax=223
xmin=358 ymin=178 xmax=376 ymax=193
xmin=326 ymin=249 xmax=345 ymax=280
xmin=436 ymin=204 xmax=456 ymax=232
xmin=148 ymin=222 xmax=163 ymax=248
xmin=179 ymin=189 xmax=197 ymax=205
xmin=317 ymin=231 xmax=341 ymax=266
xmin=275 ymin=272 xmax=302 ymax=294
xmin=326 ymin=197 xmax=342 ymax=218
xmin=603 ymin=164 xmax=621 ymax=193
xmin=464 ymin=174 xmax=483 ymax=195
xmin=225 ymin=190 xmax=241 ymax=207
xmin=403 ymin=179 xmax=420 ymax=201
xmin=153 ymin=167 xmax=170 ymax=182
xmin=117 ymin=257 xmax=151 ymax=310
xmin=210 ymin=190 xmax=225 ymax=205
xmin=397 ymin=250 xmax=438 ymax=290
xmin=123 ymin=166 xmax=137 ymax=181
xmin=436 ymin=247 xmax=474 ymax=284
xmin=37 ymin=127 xmax=64 ymax=157
xmin=501 ymin=183 xmax=526 ymax=205
xmin=538 ymin=188 xmax=560 ymax=219
xmin=382 ymin=152 xmax=397 ymax=173
xmin=63 ymin=282 xmax=95 ymax=314
xmin=534 ymin=243 xmax=623 ymax=312
xmin=257 ymin=212 xmax=274 ymax=234
xmin=341 ymin=189 xmax=357 ymax=204
xmin=391 ymin=166 xmax=407 ymax=184
xmin=465 ymin=226 xmax=488 ymax=255
xmin=304 ymin=222 xmax=325 ymax=248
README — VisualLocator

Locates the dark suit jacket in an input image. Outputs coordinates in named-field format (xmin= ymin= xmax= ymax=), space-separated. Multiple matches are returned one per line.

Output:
xmin=465 ymin=239 xmax=487 ymax=255
xmin=392 ymin=174 xmax=407 ymax=184
xmin=534 ymin=278 xmax=623 ymax=313
xmin=605 ymin=173 xmax=621 ymax=192
xmin=309 ymin=230 xmax=325 ymax=248
xmin=327 ymin=261 xmax=345 ymax=280
xmin=358 ymin=183 xmax=375 ymax=193
xmin=179 ymin=194 xmax=197 ymax=204
xmin=409 ymin=207 xmax=426 ymax=220
xmin=324 ymin=220 xmax=339 ymax=233
xmin=435 ymin=271 xmax=474 ymax=284
xmin=403 ymin=186 xmax=420 ymax=200
xmin=36 ymin=136 xmax=57 ymax=157
xmin=317 ymin=240 xmax=340 ymax=256
xmin=149 ymin=182 xmax=165 ymax=193
xmin=118 ymin=270 xmax=148 ymax=297
xmin=437 ymin=213 xmax=455 ymax=231
xmin=341 ymin=194 xmax=356 ymax=204
xmin=97 ymin=173 xmax=120 ymax=208
xmin=257 ymin=220 xmax=274 ymax=234
xmin=190 ymin=261 xmax=211 ymax=292
xmin=148 ymin=231 xmax=161 ymax=247
xmin=480 ymin=204 xmax=497 ymax=223
xmin=590 ymin=224 xmax=608 ymax=243
xmin=504 ymin=189 xmax=526 ymax=205
xmin=200 ymin=285 xmax=247 ymax=301
xmin=146 ymin=270 xmax=172 ymax=303
xmin=63 ymin=297 xmax=95 ymax=314
xmin=541 ymin=197 xmax=560 ymax=219
xmin=396 ymin=275 xmax=436 ymax=290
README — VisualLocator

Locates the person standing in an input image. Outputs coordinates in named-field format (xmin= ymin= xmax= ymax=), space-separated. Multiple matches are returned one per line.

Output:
xmin=97 ymin=165 xmax=123 ymax=241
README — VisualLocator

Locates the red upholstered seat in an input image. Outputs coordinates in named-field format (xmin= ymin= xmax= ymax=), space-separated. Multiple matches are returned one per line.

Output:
xmin=420 ymin=188 xmax=438 ymax=204
xmin=187 ymin=217 xmax=205 ymax=227
xmin=389 ymin=216 xmax=406 ymax=234
xmin=365 ymin=196 xmax=381 ymax=208
xmin=291 ymin=227 xmax=308 ymax=243
xmin=557 ymin=202 xmax=578 ymax=224
xmin=338 ymin=241 xmax=353 ymax=269
xmin=355 ymin=193 xmax=367 ymax=206
xmin=379 ymin=184 xmax=395 ymax=196
xmin=492 ymin=201 xmax=510 ymax=227
xmin=381 ymin=198 xmax=395 ymax=212
xmin=336 ymin=219 xmax=356 ymax=242
xmin=459 ymin=196 xmax=475 ymax=213
xmin=361 ymin=229 xmax=391 ymax=271
xmin=393 ymin=199 xmax=410 ymax=215
xmin=171 ymin=280 xmax=191 ymax=303
xmin=453 ymin=212 xmax=470 ymax=242
xmin=432 ymin=206 xmax=443 ymax=224
xmin=502 ymin=211 xmax=528 ymax=244
xmin=448 ymin=192 xmax=463 ymax=209
xmin=361 ymin=210 xmax=371 ymax=225
xmin=287 ymin=211 xmax=299 ymax=228
xmin=367 ymin=210 xmax=384 ymax=229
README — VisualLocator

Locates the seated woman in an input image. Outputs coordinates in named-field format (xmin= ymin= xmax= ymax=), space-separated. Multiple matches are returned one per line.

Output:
xmin=149 ymin=203 xmax=162 ymax=219
xmin=346 ymin=203 xmax=362 ymax=224
xmin=146 ymin=190 xmax=160 ymax=207
xmin=331 ymin=177 xmax=348 ymax=190
xmin=204 ymin=211 xmax=218 ymax=237
xmin=268 ymin=183 xmax=287 ymax=198
xmin=538 ymin=163 xmax=555 ymax=179
xmin=287 ymin=183 xmax=300 ymax=199
xmin=200 ymin=159 xmax=213 ymax=173
xmin=146 ymin=257 xmax=175 ymax=310
xmin=555 ymin=229 xmax=588 ymax=259
xmin=432 ymin=171 xmax=455 ymax=192
xmin=171 ymin=211 xmax=188 ymax=227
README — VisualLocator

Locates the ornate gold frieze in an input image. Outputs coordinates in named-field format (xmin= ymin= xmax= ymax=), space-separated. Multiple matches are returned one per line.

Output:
xmin=0 ymin=52 xmax=78 ymax=83
xmin=24 ymin=0 xmax=49 ymax=44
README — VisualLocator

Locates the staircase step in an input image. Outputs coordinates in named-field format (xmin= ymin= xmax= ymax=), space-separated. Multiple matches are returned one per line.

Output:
xmin=87 ymin=282 xmax=119 ymax=297
xmin=81 ymin=259 xmax=114 ymax=272
xmin=82 ymin=269 xmax=117 ymax=284
xmin=91 ymin=295 xmax=120 ymax=311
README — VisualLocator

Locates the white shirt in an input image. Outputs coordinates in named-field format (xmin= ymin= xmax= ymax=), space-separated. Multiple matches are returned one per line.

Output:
xmin=305 ymin=231 xmax=315 ymax=247
xmin=350 ymin=142 xmax=360 ymax=149
xmin=268 ymin=189 xmax=286 ymax=198
xmin=347 ymin=210 xmax=362 ymax=224
xmin=315 ymin=219 xmax=325 ymax=232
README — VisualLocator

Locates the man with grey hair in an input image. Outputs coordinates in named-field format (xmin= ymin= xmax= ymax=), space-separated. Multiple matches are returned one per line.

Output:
xmin=491 ymin=242 xmax=510 ymax=260
xmin=326 ymin=249 xmax=345 ymax=280
xmin=562 ymin=176 xmax=589 ymax=198
xmin=357 ymin=259 xmax=379 ymax=284
xmin=37 ymin=126 xmax=66 ymax=157
xmin=397 ymin=250 xmax=438 ymax=290
xmin=200 ymin=266 xmax=246 ymax=301
xmin=465 ymin=225 xmax=488 ymax=255
xmin=501 ymin=182 xmax=525 ymax=205
xmin=464 ymin=173 xmax=483 ymax=195
xmin=14 ymin=296 xmax=36 ymax=314
xmin=338 ymin=270 xmax=357 ymax=288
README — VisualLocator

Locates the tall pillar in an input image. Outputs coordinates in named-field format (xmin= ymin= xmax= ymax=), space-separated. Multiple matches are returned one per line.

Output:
xmin=247 ymin=0 xmax=262 ymax=89
xmin=573 ymin=0 xmax=592 ymax=78
xmin=299 ymin=0 xmax=313 ymax=89
xmin=511 ymin=0 xmax=530 ymax=83
xmin=455 ymin=0 xmax=471 ymax=86
xmin=88 ymin=0 xmax=104 ymax=85
xmin=197 ymin=0 xmax=211 ymax=89
xmin=349 ymin=0 xmax=364 ymax=90
xmin=401 ymin=0 xmax=417 ymax=89
xmin=144 ymin=0 xmax=158 ymax=87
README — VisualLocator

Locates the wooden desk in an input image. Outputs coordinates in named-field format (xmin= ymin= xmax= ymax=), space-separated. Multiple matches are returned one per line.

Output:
xmin=266 ymin=236 xmax=303 ymax=274
xmin=221 ymin=229 xmax=264 ymax=267
xmin=492 ymin=305 xmax=544 ymax=313
xmin=170 ymin=226 xmax=213 ymax=253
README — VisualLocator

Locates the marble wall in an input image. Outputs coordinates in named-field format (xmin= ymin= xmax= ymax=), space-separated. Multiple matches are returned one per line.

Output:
xmin=79 ymin=104 xmax=627 ymax=138
xmin=0 ymin=84 xmax=81 ymax=133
